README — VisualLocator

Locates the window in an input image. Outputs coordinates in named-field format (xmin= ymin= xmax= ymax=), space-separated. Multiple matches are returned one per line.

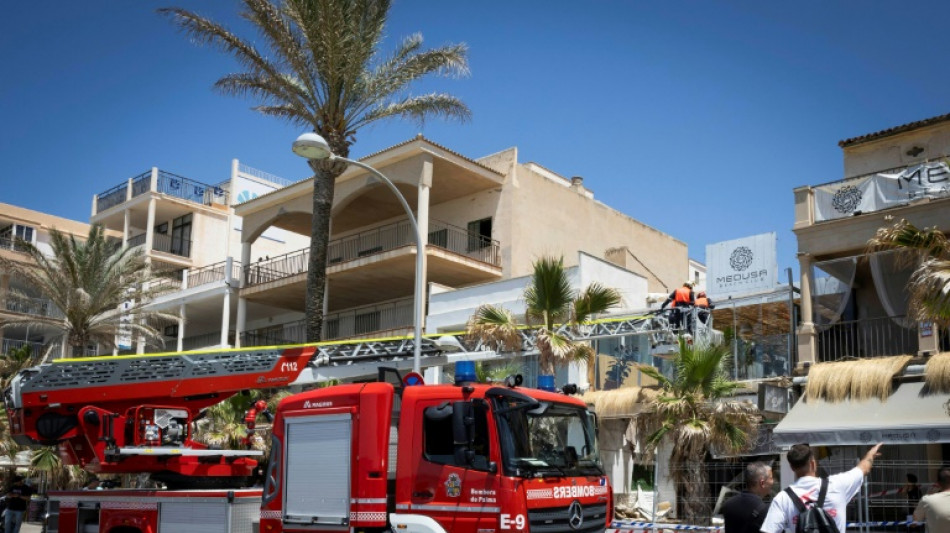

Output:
xmin=325 ymin=318 xmax=340 ymax=339
xmin=423 ymin=401 xmax=491 ymax=469
xmin=154 ymin=222 xmax=169 ymax=235
xmin=467 ymin=218 xmax=492 ymax=251
xmin=14 ymin=225 xmax=34 ymax=244
xmin=171 ymin=214 xmax=192 ymax=257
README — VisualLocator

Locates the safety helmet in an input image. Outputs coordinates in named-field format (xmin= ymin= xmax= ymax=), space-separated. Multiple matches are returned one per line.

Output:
xmin=684 ymin=281 xmax=694 ymax=287
xmin=698 ymin=291 xmax=706 ymax=297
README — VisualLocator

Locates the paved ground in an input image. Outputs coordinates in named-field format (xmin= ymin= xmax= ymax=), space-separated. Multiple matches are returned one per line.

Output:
xmin=20 ymin=521 xmax=42 ymax=533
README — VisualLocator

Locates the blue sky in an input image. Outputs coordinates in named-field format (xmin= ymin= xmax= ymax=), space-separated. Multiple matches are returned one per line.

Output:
xmin=3 ymin=1 xmax=950 ymax=280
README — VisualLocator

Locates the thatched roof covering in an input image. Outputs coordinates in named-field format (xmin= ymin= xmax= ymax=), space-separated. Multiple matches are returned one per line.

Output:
xmin=581 ymin=387 xmax=658 ymax=418
xmin=925 ymin=352 xmax=950 ymax=393
xmin=805 ymin=355 xmax=913 ymax=402
xmin=710 ymin=299 xmax=796 ymax=336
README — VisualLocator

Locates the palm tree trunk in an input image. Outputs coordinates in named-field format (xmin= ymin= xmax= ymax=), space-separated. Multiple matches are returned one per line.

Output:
xmin=681 ymin=459 xmax=711 ymax=525
xmin=305 ymin=156 xmax=347 ymax=342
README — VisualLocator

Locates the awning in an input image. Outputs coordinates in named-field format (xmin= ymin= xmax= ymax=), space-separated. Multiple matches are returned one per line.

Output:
xmin=773 ymin=382 xmax=950 ymax=447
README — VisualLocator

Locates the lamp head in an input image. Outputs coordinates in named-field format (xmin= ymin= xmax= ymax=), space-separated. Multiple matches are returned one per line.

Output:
xmin=292 ymin=132 xmax=333 ymax=160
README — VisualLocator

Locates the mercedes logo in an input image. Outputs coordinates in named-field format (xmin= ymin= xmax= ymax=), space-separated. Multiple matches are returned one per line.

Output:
xmin=568 ymin=500 xmax=584 ymax=530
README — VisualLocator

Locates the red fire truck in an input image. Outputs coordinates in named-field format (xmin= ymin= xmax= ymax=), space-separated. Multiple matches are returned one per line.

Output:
xmin=4 ymin=340 xmax=612 ymax=533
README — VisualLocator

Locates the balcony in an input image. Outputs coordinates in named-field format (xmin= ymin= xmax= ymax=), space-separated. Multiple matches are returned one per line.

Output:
xmin=0 ymin=237 xmax=30 ymax=254
xmin=150 ymin=260 xmax=242 ymax=295
xmin=2 ymin=295 xmax=63 ymax=319
xmin=242 ymin=298 xmax=414 ymax=346
xmin=246 ymin=219 xmax=500 ymax=286
xmin=128 ymin=233 xmax=193 ymax=258
xmin=94 ymin=169 xmax=229 ymax=215
xmin=816 ymin=315 xmax=918 ymax=362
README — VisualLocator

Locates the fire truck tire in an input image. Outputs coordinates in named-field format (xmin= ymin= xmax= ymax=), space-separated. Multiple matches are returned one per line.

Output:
xmin=388 ymin=514 xmax=448 ymax=533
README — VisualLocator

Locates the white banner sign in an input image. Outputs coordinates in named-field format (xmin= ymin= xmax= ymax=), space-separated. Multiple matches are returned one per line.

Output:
xmin=706 ymin=233 xmax=777 ymax=299
xmin=814 ymin=162 xmax=950 ymax=221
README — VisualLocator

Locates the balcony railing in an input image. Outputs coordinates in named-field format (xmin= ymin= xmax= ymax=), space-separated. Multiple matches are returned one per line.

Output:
xmin=127 ymin=233 xmax=192 ymax=258
xmin=1 ymin=338 xmax=48 ymax=356
xmin=244 ymin=218 xmax=501 ymax=286
xmin=817 ymin=315 xmax=918 ymax=362
xmin=95 ymin=170 xmax=229 ymax=214
xmin=150 ymin=260 xmax=241 ymax=294
xmin=2 ymin=295 xmax=63 ymax=319
xmin=428 ymin=219 xmax=501 ymax=266
xmin=242 ymin=298 xmax=414 ymax=345
xmin=0 ymin=237 xmax=30 ymax=254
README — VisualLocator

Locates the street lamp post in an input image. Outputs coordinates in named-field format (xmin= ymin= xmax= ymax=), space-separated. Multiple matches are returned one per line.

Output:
xmin=292 ymin=132 xmax=424 ymax=374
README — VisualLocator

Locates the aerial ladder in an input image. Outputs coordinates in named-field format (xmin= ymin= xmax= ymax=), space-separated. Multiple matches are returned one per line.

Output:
xmin=3 ymin=307 xmax=714 ymax=488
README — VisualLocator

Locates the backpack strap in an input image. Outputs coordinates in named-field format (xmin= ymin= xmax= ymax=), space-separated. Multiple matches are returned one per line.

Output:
xmin=785 ymin=487 xmax=807 ymax=513
xmin=817 ymin=477 xmax=829 ymax=507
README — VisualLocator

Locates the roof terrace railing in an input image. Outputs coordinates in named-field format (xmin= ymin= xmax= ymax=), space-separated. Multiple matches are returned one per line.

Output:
xmin=95 ymin=169 xmax=230 ymax=214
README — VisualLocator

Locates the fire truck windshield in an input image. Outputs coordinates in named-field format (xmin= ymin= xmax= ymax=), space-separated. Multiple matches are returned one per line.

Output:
xmin=493 ymin=397 xmax=603 ymax=478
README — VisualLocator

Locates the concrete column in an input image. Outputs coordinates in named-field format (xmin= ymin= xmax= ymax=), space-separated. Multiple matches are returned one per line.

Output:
xmin=144 ymin=198 xmax=157 ymax=264
xmin=221 ymin=257 xmax=233 ymax=347
xmin=178 ymin=304 xmax=186 ymax=352
xmin=235 ymin=242 xmax=252 ymax=347
xmin=150 ymin=167 xmax=159 ymax=192
xmin=0 ymin=273 xmax=7 ymax=349
xmin=417 ymin=155 xmax=433 ymax=330
xmin=123 ymin=209 xmax=130 ymax=247
xmin=797 ymin=253 xmax=817 ymax=367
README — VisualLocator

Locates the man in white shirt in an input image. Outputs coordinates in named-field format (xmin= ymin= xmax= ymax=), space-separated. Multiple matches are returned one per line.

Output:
xmin=913 ymin=465 xmax=950 ymax=532
xmin=760 ymin=442 xmax=882 ymax=533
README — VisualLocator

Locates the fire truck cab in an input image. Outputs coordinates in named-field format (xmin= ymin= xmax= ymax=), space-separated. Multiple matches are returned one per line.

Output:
xmin=261 ymin=365 xmax=611 ymax=533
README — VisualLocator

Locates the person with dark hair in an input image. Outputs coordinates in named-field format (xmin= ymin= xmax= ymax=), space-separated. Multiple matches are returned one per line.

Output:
xmin=905 ymin=473 xmax=923 ymax=530
xmin=4 ymin=475 xmax=33 ymax=533
xmin=760 ymin=442 xmax=882 ymax=533
xmin=722 ymin=462 xmax=774 ymax=533
xmin=913 ymin=466 xmax=950 ymax=532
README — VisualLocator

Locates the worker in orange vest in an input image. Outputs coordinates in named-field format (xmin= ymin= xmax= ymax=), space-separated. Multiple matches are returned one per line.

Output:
xmin=661 ymin=281 xmax=695 ymax=331
xmin=695 ymin=291 xmax=714 ymax=327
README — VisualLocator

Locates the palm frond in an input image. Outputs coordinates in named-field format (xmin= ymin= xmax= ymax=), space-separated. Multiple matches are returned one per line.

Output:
xmin=466 ymin=305 xmax=522 ymax=351
xmin=524 ymin=256 xmax=572 ymax=329
xmin=908 ymin=258 xmax=950 ymax=324
xmin=355 ymin=92 xmax=470 ymax=129
xmin=574 ymin=282 xmax=621 ymax=324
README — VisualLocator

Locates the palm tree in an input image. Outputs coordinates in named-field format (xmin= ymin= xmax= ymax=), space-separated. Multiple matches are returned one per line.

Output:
xmin=635 ymin=338 xmax=758 ymax=525
xmin=467 ymin=256 xmax=621 ymax=376
xmin=160 ymin=0 xmax=471 ymax=342
xmin=867 ymin=217 xmax=950 ymax=325
xmin=0 ymin=225 xmax=177 ymax=357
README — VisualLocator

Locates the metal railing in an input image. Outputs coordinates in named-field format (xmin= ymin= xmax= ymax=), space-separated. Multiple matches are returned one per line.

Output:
xmin=245 ymin=219 xmax=500 ymax=286
xmin=1 ymin=338 xmax=47 ymax=355
xmin=95 ymin=181 xmax=130 ymax=212
xmin=143 ymin=332 xmax=227 ymax=354
xmin=149 ymin=260 xmax=241 ymax=294
xmin=95 ymin=170 xmax=230 ymax=214
xmin=130 ymin=171 xmax=151 ymax=198
xmin=242 ymin=298 xmax=414 ymax=345
xmin=817 ymin=315 xmax=918 ymax=361
xmin=157 ymin=170 xmax=229 ymax=206
xmin=127 ymin=233 xmax=192 ymax=258
xmin=428 ymin=219 xmax=501 ymax=266
xmin=2 ymin=295 xmax=63 ymax=318
xmin=0 ymin=237 xmax=30 ymax=253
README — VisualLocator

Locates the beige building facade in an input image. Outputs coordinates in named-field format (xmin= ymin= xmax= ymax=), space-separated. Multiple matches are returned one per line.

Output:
xmin=794 ymin=114 xmax=950 ymax=365
xmin=0 ymin=203 xmax=114 ymax=356
xmin=234 ymin=136 xmax=688 ymax=345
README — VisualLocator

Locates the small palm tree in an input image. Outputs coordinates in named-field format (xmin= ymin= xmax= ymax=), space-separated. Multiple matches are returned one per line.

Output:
xmin=635 ymin=338 xmax=758 ymax=525
xmin=160 ymin=0 xmax=471 ymax=342
xmin=467 ymin=256 xmax=621 ymax=376
xmin=0 ymin=225 xmax=177 ymax=357
xmin=867 ymin=217 xmax=950 ymax=325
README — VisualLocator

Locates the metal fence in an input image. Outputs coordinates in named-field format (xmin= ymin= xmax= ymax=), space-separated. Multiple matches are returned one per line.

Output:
xmin=817 ymin=315 xmax=919 ymax=362
xmin=157 ymin=170 xmax=229 ymax=205
xmin=624 ymin=456 xmax=940 ymax=529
